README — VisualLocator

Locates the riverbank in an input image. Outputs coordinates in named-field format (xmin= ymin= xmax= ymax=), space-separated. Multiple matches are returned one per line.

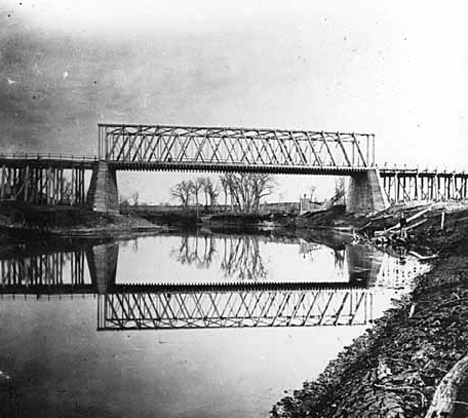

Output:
xmin=0 ymin=201 xmax=370 ymax=239
xmin=128 ymin=206 xmax=295 ymax=229
xmin=272 ymin=205 xmax=468 ymax=418
xmin=0 ymin=202 xmax=165 ymax=240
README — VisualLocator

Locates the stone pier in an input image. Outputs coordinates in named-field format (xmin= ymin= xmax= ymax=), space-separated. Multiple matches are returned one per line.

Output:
xmin=347 ymin=168 xmax=389 ymax=214
xmin=87 ymin=161 xmax=119 ymax=214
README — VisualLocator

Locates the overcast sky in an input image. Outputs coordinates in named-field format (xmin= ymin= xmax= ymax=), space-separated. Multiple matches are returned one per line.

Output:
xmin=1 ymin=0 xmax=468 ymax=203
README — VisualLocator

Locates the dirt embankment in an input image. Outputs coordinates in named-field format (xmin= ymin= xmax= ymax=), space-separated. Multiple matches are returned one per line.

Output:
xmin=0 ymin=202 xmax=350 ymax=241
xmin=272 ymin=204 xmax=468 ymax=418
xmin=0 ymin=202 xmax=163 ymax=239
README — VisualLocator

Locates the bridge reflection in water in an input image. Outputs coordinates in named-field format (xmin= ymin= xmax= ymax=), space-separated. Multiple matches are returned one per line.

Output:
xmin=0 ymin=234 xmax=428 ymax=330
xmin=98 ymin=287 xmax=372 ymax=329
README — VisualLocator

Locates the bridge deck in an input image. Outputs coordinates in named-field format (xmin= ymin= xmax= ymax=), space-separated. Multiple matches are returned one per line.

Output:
xmin=0 ymin=281 xmax=368 ymax=295
xmin=380 ymin=168 xmax=468 ymax=177
xmin=108 ymin=161 xmax=369 ymax=174
xmin=0 ymin=154 xmax=97 ymax=169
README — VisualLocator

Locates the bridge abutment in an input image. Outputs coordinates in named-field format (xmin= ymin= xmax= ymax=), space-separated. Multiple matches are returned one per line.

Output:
xmin=347 ymin=168 xmax=389 ymax=214
xmin=87 ymin=161 xmax=119 ymax=214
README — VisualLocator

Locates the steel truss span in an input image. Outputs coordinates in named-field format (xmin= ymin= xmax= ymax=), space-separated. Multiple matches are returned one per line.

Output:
xmin=98 ymin=123 xmax=375 ymax=172
xmin=98 ymin=289 xmax=372 ymax=329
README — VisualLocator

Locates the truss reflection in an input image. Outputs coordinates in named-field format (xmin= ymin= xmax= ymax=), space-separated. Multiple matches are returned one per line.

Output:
xmin=0 ymin=236 xmax=430 ymax=330
xmin=98 ymin=288 xmax=372 ymax=329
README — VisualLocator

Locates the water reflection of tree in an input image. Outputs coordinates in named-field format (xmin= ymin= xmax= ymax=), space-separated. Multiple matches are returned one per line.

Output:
xmin=170 ymin=235 xmax=217 ymax=269
xmin=300 ymin=242 xmax=321 ymax=261
xmin=220 ymin=236 xmax=268 ymax=281
xmin=170 ymin=234 xmax=268 ymax=281
xmin=300 ymin=243 xmax=345 ymax=271
xmin=333 ymin=249 xmax=345 ymax=270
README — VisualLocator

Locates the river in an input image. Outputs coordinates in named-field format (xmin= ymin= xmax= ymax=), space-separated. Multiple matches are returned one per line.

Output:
xmin=0 ymin=230 xmax=430 ymax=417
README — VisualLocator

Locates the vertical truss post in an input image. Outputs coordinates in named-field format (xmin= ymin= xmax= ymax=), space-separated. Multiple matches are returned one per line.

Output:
xmin=394 ymin=173 xmax=398 ymax=202
xmin=371 ymin=134 xmax=376 ymax=166
xmin=366 ymin=135 xmax=370 ymax=167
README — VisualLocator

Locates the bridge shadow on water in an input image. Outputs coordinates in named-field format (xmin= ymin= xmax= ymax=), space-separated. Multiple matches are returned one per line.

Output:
xmin=0 ymin=231 xmax=427 ymax=330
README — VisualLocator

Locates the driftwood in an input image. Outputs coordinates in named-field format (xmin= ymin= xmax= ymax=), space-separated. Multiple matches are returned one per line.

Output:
xmin=424 ymin=353 xmax=468 ymax=418
xmin=384 ymin=208 xmax=431 ymax=233
xmin=406 ymin=208 xmax=431 ymax=223
xmin=358 ymin=214 xmax=394 ymax=231
xmin=408 ymin=250 xmax=438 ymax=261
xmin=406 ymin=219 xmax=428 ymax=231
xmin=441 ymin=212 xmax=446 ymax=230
xmin=373 ymin=215 xmax=429 ymax=239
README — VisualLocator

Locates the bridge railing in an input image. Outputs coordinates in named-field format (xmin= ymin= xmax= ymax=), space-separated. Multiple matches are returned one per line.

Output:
xmin=0 ymin=153 xmax=98 ymax=162
xmin=98 ymin=123 xmax=375 ymax=169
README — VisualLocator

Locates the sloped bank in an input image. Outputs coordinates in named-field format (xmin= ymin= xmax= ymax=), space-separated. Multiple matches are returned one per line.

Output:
xmin=272 ymin=208 xmax=468 ymax=418
xmin=0 ymin=202 xmax=165 ymax=240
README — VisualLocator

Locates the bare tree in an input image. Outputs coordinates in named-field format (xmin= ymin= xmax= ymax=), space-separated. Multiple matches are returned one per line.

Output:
xmin=251 ymin=173 xmax=275 ymax=210
xmin=189 ymin=178 xmax=203 ymax=218
xmin=221 ymin=173 xmax=243 ymax=212
xmin=205 ymin=178 xmax=220 ymax=207
xmin=170 ymin=178 xmax=220 ymax=214
xmin=197 ymin=177 xmax=219 ymax=208
xmin=199 ymin=177 xmax=209 ymax=207
xmin=219 ymin=173 xmax=275 ymax=213
xmin=221 ymin=174 xmax=238 ymax=211
xmin=220 ymin=176 xmax=229 ymax=211
xmin=170 ymin=180 xmax=192 ymax=211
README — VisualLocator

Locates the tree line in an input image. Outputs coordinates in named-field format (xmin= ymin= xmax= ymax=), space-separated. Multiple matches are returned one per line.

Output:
xmin=120 ymin=174 xmax=347 ymax=214
xmin=170 ymin=173 xmax=275 ymax=214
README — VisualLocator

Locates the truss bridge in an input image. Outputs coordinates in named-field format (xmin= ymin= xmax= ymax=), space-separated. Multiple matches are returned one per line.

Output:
xmin=1 ymin=123 xmax=467 ymax=214
xmin=98 ymin=124 xmax=374 ymax=174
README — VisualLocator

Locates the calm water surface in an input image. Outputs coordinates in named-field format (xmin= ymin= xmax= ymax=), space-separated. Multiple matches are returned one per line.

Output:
xmin=0 ymin=231 xmax=429 ymax=418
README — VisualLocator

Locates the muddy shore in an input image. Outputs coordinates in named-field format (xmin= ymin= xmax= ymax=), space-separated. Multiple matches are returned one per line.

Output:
xmin=272 ymin=206 xmax=468 ymax=418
